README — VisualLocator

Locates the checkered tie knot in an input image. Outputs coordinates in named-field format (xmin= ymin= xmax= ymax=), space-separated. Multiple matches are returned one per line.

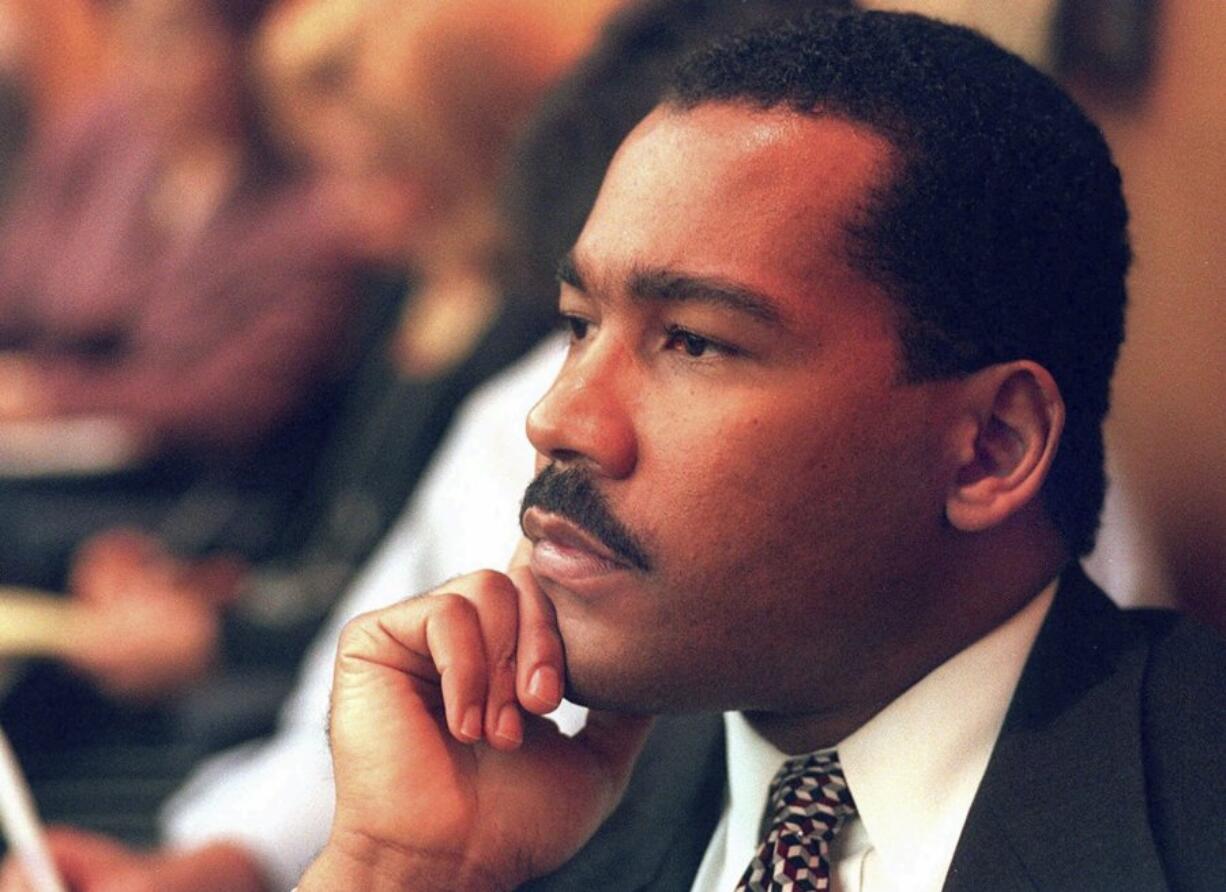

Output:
xmin=734 ymin=750 xmax=857 ymax=892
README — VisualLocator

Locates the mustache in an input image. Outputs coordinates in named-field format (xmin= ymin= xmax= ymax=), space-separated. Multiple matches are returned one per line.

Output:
xmin=519 ymin=465 xmax=652 ymax=573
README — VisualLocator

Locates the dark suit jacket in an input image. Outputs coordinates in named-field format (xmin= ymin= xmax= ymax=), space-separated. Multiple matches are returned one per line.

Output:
xmin=523 ymin=565 xmax=1226 ymax=891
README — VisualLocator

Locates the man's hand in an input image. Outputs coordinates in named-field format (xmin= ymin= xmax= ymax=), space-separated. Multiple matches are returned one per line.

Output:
xmin=0 ymin=829 xmax=269 ymax=892
xmin=299 ymin=564 xmax=654 ymax=892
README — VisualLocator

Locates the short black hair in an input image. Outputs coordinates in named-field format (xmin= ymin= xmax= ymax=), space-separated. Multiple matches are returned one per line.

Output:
xmin=496 ymin=0 xmax=855 ymax=333
xmin=669 ymin=10 xmax=1130 ymax=556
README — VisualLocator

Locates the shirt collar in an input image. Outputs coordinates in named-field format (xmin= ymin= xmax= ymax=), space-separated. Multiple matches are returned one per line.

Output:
xmin=720 ymin=578 xmax=1057 ymax=888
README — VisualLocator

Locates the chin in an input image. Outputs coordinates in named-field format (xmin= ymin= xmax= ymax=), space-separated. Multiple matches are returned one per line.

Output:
xmin=562 ymin=680 xmax=676 ymax=715
xmin=558 ymin=652 xmax=659 ymax=713
xmin=554 ymin=610 xmax=736 ymax=714
xmin=560 ymin=653 xmax=722 ymax=716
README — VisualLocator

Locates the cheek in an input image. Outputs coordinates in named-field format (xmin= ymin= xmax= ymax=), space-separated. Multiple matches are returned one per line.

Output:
xmin=639 ymin=393 xmax=937 ymax=584
xmin=634 ymin=408 xmax=814 ymax=568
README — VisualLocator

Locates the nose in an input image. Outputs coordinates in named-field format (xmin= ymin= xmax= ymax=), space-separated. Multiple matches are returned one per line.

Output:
xmin=526 ymin=341 xmax=637 ymax=479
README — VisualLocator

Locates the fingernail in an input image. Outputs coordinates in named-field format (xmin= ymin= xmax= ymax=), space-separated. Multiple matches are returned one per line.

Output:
xmin=528 ymin=665 xmax=561 ymax=707
xmin=461 ymin=705 xmax=483 ymax=741
xmin=495 ymin=703 xmax=523 ymax=745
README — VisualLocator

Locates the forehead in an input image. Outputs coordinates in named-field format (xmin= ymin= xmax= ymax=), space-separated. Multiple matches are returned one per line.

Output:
xmin=572 ymin=102 xmax=895 ymax=316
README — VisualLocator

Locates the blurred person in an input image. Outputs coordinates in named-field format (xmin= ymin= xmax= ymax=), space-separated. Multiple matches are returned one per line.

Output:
xmin=0 ymin=2 xmax=866 ymax=890
xmin=43 ymin=0 xmax=623 ymax=708
xmin=0 ymin=0 xmax=364 ymax=846
xmin=0 ymin=0 xmax=354 ymax=454
xmin=0 ymin=0 xmax=622 ymax=855
xmin=0 ymin=0 xmax=362 ymax=589
xmin=258 ymin=0 xmax=626 ymax=376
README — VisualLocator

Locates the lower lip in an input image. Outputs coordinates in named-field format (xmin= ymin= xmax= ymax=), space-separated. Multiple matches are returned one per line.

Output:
xmin=530 ymin=539 xmax=630 ymax=589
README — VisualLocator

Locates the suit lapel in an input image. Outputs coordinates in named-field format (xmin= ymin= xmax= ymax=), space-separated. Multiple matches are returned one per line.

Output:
xmin=521 ymin=712 xmax=726 ymax=892
xmin=944 ymin=566 xmax=1168 ymax=891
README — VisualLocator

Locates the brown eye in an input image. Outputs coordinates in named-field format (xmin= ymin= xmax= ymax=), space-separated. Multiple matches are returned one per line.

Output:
xmin=665 ymin=328 xmax=712 ymax=357
xmin=564 ymin=315 xmax=590 ymax=341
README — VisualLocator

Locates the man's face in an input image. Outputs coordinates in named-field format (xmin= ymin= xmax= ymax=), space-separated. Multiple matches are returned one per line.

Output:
xmin=522 ymin=104 xmax=963 ymax=719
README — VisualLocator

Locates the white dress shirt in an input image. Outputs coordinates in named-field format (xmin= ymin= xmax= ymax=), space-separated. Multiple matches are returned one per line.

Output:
xmin=691 ymin=580 xmax=1056 ymax=892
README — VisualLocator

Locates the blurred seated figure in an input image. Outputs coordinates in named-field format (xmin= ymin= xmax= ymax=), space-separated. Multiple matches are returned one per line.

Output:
xmin=0 ymin=0 xmax=361 ymax=588
xmin=0 ymin=0 xmax=620 ymax=853
xmin=0 ymin=0 xmax=353 ymax=458
xmin=28 ymin=0 xmax=622 ymax=709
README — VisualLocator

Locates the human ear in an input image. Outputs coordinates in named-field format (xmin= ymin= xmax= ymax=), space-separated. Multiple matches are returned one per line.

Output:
xmin=945 ymin=361 xmax=1065 ymax=533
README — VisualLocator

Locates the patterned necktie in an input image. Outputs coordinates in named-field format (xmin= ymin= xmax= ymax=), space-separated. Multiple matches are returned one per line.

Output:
xmin=734 ymin=750 xmax=857 ymax=892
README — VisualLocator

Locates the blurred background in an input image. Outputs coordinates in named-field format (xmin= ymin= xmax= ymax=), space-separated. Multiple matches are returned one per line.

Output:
xmin=0 ymin=0 xmax=1220 ymax=866
xmin=0 ymin=0 xmax=1217 ymax=620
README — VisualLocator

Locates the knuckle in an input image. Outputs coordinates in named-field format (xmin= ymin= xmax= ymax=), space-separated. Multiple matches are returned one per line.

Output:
xmin=431 ymin=592 xmax=479 ymax=625
xmin=337 ymin=608 xmax=397 ymax=657
xmin=468 ymin=568 xmax=507 ymax=587
xmin=467 ymin=569 xmax=518 ymax=601
xmin=336 ymin=614 xmax=369 ymax=649
xmin=431 ymin=568 xmax=511 ymax=597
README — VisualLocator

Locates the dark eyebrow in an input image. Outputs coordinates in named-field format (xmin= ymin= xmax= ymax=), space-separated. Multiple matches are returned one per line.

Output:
xmin=556 ymin=252 xmax=585 ymax=291
xmin=558 ymin=252 xmax=786 ymax=328
xmin=629 ymin=267 xmax=785 ymax=327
